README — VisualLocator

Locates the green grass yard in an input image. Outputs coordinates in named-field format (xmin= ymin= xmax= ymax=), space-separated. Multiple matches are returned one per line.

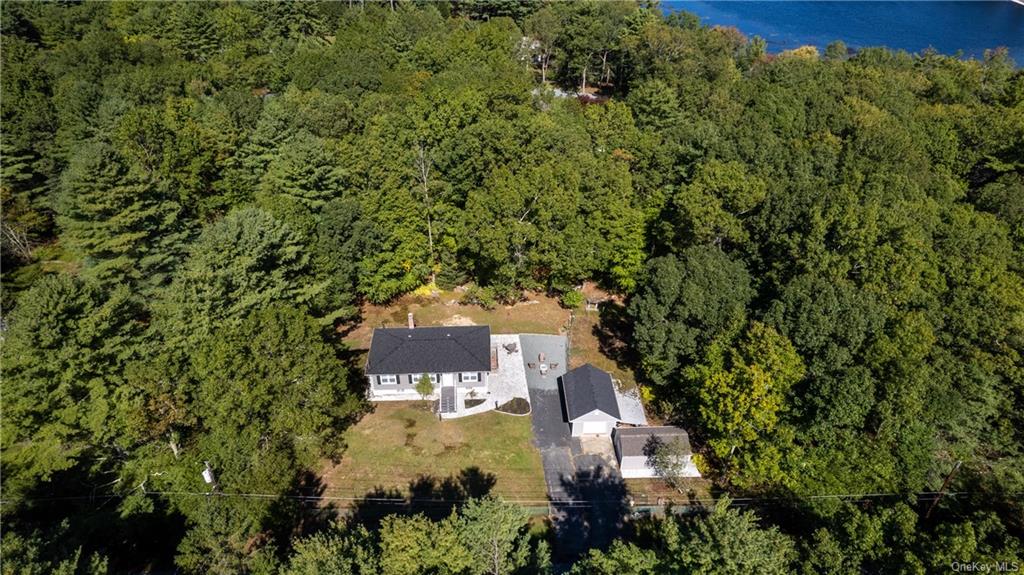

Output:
xmin=321 ymin=402 xmax=547 ymax=504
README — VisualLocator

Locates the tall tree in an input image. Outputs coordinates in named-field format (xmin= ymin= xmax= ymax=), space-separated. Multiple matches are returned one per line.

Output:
xmin=695 ymin=322 xmax=805 ymax=486
xmin=122 ymin=304 xmax=358 ymax=574
xmin=630 ymin=247 xmax=755 ymax=386
xmin=257 ymin=130 xmax=346 ymax=236
xmin=159 ymin=208 xmax=322 ymax=346
xmin=665 ymin=499 xmax=797 ymax=574
xmin=457 ymin=496 xmax=532 ymax=575
xmin=1 ymin=275 xmax=141 ymax=499
xmin=524 ymin=7 xmax=561 ymax=84
xmin=57 ymin=141 xmax=190 ymax=288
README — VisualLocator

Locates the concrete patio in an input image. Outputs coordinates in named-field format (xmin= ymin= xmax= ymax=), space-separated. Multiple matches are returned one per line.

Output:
xmin=613 ymin=383 xmax=647 ymax=426
xmin=441 ymin=334 xmax=531 ymax=419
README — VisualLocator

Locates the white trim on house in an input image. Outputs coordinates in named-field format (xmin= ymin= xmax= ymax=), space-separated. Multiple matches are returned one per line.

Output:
xmin=368 ymin=371 xmax=488 ymax=400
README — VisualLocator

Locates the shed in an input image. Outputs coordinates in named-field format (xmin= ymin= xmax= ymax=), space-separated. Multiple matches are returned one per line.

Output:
xmin=560 ymin=364 xmax=621 ymax=437
xmin=612 ymin=426 xmax=701 ymax=479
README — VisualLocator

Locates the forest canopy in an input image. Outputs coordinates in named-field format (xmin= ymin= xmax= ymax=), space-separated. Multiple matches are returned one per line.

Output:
xmin=1 ymin=0 xmax=1022 ymax=573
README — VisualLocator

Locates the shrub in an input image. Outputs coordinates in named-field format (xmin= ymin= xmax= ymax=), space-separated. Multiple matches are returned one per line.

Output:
xmin=415 ymin=373 xmax=434 ymax=399
xmin=560 ymin=290 xmax=584 ymax=309
xmin=492 ymin=283 xmax=522 ymax=305
xmin=460 ymin=285 xmax=497 ymax=309
xmin=435 ymin=262 xmax=468 ymax=291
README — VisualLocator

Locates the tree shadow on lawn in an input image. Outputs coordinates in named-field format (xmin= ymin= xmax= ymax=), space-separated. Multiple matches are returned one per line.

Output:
xmin=347 ymin=466 xmax=497 ymax=529
xmin=268 ymin=469 xmax=341 ymax=546
xmin=552 ymin=464 xmax=630 ymax=563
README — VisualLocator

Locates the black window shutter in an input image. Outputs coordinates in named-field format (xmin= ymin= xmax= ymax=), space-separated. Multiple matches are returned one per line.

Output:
xmin=375 ymin=376 xmax=381 ymax=386
xmin=477 ymin=372 xmax=482 ymax=382
xmin=457 ymin=373 xmax=462 ymax=382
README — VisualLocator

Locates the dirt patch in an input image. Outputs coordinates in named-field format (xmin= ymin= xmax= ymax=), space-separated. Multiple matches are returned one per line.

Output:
xmin=442 ymin=314 xmax=477 ymax=326
xmin=441 ymin=442 xmax=469 ymax=455
xmin=404 ymin=432 xmax=417 ymax=447
xmin=568 ymin=302 xmax=638 ymax=390
xmin=579 ymin=435 xmax=616 ymax=461
xmin=580 ymin=281 xmax=621 ymax=304
xmin=625 ymin=477 xmax=714 ymax=505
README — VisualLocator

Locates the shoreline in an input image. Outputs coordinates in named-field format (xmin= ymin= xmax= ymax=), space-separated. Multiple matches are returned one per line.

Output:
xmin=662 ymin=1 xmax=1024 ymax=64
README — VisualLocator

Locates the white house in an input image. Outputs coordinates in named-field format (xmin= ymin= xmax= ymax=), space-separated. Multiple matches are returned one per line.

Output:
xmin=613 ymin=426 xmax=701 ymax=479
xmin=365 ymin=317 xmax=491 ymax=414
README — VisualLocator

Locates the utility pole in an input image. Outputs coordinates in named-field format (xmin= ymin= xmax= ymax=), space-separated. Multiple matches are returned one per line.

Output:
xmin=925 ymin=460 xmax=962 ymax=519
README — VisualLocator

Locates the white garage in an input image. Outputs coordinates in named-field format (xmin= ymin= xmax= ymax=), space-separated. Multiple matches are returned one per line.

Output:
xmin=561 ymin=364 xmax=623 ymax=437
xmin=613 ymin=426 xmax=701 ymax=479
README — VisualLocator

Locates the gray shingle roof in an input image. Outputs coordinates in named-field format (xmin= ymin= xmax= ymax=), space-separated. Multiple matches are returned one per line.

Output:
xmin=561 ymin=363 xmax=621 ymax=420
xmin=366 ymin=326 xmax=491 ymax=375
xmin=614 ymin=426 xmax=691 ymax=458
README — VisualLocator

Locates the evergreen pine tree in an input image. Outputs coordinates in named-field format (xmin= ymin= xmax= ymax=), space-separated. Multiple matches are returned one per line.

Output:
xmin=57 ymin=141 xmax=191 ymax=289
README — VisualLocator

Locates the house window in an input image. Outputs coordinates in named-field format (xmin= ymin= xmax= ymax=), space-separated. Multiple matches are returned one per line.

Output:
xmin=424 ymin=373 xmax=439 ymax=385
xmin=378 ymin=375 xmax=397 ymax=385
xmin=460 ymin=372 xmax=480 ymax=384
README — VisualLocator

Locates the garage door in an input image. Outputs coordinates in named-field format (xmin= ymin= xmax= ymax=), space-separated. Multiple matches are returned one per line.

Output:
xmin=581 ymin=421 xmax=607 ymax=435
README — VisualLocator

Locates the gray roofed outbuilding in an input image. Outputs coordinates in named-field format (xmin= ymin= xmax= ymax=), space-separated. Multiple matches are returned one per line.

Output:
xmin=366 ymin=326 xmax=491 ymax=375
xmin=560 ymin=363 xmax=621 ymax=420
xmin=613 ymin=426 xmax=691 ymax=458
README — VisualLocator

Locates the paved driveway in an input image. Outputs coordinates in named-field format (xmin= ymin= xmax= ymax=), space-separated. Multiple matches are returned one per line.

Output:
xmin=520 ymin=335 xmax=626 ymax=562
xmin=519 ymin=335 xmax=573 ymax=500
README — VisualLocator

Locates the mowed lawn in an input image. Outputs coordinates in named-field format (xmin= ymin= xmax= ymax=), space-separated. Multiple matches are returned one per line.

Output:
xmin=321 ymin=402 xmax=547 ymax=503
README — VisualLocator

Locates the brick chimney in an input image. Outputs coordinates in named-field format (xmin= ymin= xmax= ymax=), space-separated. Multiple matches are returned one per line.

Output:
xmin=407 ymin=312 xmax=415 ymax=329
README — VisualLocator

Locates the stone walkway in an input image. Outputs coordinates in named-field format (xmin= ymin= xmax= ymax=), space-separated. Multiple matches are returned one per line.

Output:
xmin=444 ymin=334 xmax=531 ymax=418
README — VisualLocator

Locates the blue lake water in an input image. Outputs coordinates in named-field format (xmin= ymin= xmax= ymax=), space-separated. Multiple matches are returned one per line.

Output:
xmin=663 ymin=1 xmax=1024 ymax=64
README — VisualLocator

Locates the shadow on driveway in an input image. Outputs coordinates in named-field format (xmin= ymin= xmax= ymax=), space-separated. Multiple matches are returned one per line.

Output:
xmin=552 ymin=464 xmax=629 ymax=562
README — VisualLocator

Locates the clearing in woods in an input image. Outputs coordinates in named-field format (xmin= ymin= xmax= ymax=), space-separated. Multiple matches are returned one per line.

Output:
xmin=326 ymin=285 xmax=710 ymax=509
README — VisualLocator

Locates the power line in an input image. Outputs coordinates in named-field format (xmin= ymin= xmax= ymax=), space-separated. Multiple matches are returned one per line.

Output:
xmin=5 ymin=488 xmax=1015 ymax=509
